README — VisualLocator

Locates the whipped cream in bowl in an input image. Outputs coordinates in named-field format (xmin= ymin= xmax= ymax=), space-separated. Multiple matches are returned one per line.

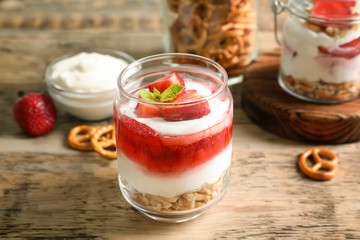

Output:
xmin=46 ymin=49 xmax=135 ymax=120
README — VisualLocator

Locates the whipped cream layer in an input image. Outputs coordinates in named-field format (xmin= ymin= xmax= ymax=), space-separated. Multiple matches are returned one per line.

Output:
xmin=50 ymin=52 xmax=128 ymax=92
xmin=118 ymin=143 xmax=232 ymax=198
xmin=120 ymin=80 xmax=231 ymax=135
xmin=281 ymin=16 xmax=360 ymax=83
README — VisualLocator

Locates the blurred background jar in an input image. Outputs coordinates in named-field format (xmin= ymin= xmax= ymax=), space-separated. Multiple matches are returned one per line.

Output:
xmin=273 ymin=0 xmax=360 ymax=103
xmin=163 ymin=0 xmax=258 ymax=85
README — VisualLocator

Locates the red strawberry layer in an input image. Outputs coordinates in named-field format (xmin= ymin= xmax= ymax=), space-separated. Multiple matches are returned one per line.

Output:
xmin=306 ymin=0 xmax=358 ymax=31
xmin=115 ymin=114 xmax=232 ymax=175
xmin=312 ymin=0 xmax=357 ymax=19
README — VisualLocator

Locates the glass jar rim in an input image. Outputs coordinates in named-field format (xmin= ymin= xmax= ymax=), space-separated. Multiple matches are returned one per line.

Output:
xmin=282 ymin=0 xmax=360 ymax=25
xmin=117 ymin=53 xmax=229 ymax=106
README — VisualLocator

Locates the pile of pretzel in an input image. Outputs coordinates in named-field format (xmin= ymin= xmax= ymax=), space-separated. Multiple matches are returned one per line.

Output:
xmin=68 ymin=124 xmax=117 ymax=160
xmin=167 ymin=0 xmax=256 ymax=76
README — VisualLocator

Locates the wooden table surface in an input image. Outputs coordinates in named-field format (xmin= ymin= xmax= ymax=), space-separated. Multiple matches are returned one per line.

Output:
xmin=1 ymin=0 xmax=360 ymax=239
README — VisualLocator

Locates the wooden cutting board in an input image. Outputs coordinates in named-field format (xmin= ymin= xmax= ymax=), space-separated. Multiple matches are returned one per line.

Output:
xmin=241 ymin=49 xmax=360 ymax=144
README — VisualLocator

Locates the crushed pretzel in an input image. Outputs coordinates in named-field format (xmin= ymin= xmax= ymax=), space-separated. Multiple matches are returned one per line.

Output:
xmin=129 ymin=171 xmax=226 ymax=212
xmin=281 ymin=73 xmax=360 ymax=102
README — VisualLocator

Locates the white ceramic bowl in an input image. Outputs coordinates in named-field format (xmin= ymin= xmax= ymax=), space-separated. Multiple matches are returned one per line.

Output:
xmin=45 ymin=49 xmax=135 ymax=121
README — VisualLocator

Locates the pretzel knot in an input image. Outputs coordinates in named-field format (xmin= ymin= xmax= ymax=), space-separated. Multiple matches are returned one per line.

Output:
xmin=68 ymin=125 xmax=97 ymax=151
xmin=298 ymin=148 xmax=338 ymax=180
xmin=91 ymin=125 xmax=117 ymax=160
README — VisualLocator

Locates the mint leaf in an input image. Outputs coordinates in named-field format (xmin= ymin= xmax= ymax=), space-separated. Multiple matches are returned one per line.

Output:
xmin=153 ymin=87 xmax=161 ymax=98
xmin=138 ymin=89 xmax=159 ymax=102
xmin=138 ymin=84 xmax=184 ymax=103
xmin=160 ymin=84 xmax=184 ymax=102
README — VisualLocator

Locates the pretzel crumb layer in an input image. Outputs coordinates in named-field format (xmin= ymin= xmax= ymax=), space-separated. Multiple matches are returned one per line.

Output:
xmin=122 ymin=171 xmax=226 ymax=212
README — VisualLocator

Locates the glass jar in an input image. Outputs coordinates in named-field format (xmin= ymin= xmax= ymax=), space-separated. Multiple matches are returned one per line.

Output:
xmin=273 ymin=0 xmax=360 ymax=103
xmin=114 ymin=53 xmax=233 ymax=222
xmin=163 ymin=0 xmax=258 ymax=85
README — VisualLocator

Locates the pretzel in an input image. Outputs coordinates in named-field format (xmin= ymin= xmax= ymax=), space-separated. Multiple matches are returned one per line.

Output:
xmin=167 ymin=0 xmax=180 ymax=13
xmin=168 ymin=0 xmax=256 ymax=76
xmin=298 ymin=148 xmax=338 ymax=180
xmin=204 ymin=30 xmax=251 ymax=70
xmin=68 ymin=125 xmax=97 ymax=151
xmin=171 ymin=16 xmax=207 ymax=53
xmin=91 ymin=125 xmax=117 ymax=160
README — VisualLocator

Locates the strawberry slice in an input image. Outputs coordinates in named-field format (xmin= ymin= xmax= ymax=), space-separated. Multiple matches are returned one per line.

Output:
xmin=148 ymin=72 xmax=185 ymax=93
xmin=135 ymin=96 xmax=160 ymax=118
xmin=318 ymin=36 xmax=360 ymax=59
xmin=161 ymin=89 xmax=211 ymax=121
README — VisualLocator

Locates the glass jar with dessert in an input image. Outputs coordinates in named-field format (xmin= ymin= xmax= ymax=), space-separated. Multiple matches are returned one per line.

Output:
xmin=163 ymin=0 xmax=258 ymax=85
xmin=114 ymin=53 xmax=233 ymax=222
xmin=273 ymin=0 xmax=360 ymax=103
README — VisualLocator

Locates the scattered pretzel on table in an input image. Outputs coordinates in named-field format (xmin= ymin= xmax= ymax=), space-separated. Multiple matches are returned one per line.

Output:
xmin=298 ymin=148 xmax=338 ymax=180
xmin=68 ymin=124 xmax=117 ymax=160
xmin=68 ymin=125 xmax=97 ymax=151
xmin=91 ymin=125 xmax=117 ymax=160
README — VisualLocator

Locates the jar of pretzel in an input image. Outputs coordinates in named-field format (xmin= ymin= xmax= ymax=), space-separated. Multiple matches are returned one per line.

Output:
xmin=163 ymin=0 xmax=258 ymax=85
xmin=274 ymin=0 xmax=360 ymax=103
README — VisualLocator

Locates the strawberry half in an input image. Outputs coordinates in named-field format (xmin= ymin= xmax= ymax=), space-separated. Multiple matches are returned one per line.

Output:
xmin=13 ymin=92 xmax=57 ymax=136
xmin=148 ymin=72 xmax=185 ymax=93
xmin=135 ymin=96 xmax=161 ymax=118
xmin=161 ymin=89 xmax=211 ymax=121
xmin=135 ymin=72 xmax=185 ymax=118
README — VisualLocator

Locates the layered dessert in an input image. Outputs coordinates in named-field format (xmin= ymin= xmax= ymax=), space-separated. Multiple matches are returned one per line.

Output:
xmin=279 ymin=0 xmax=360 ymax=102
xmin=114 ymin=72 xmax=232 ymax=213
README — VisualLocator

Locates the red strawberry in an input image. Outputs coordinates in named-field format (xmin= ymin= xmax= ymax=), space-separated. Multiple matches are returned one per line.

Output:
xmin=148 ymin=72 xmax=185 ymax=93
xmin=135 ymin=72 xmax=185 ymax=118
xmin=318 ymin=36 xmax=360 ymax=59
xmin=161 ymin=89 xmax=211 ymax=121
xmin=135 ymin=96 xmax=161 ymax=118
xmin=13 ymin=92 xmax=57 ymax=136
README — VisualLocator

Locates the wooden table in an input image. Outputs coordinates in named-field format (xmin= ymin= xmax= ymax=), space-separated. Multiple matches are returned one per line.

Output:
xmin=1 ymin=1 xmax=360 ymax=239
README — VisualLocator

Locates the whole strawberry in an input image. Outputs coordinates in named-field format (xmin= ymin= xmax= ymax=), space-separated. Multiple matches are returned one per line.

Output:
xmin=13 ymin=92 xmax=57 ymax=136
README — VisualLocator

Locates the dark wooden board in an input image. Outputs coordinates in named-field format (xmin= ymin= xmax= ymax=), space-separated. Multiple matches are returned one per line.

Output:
xmin=242 ymin=49 xmax=360 ymax=144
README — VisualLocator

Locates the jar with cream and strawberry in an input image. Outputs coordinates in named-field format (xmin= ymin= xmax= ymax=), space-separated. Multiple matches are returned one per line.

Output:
xmin=274 ymin=0 xmax=360 ymax=103
xmin=114 ymin=53 xmax=233 ymax=222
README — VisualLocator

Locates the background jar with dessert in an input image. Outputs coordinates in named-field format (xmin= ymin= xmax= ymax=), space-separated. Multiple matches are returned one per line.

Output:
xmin=163 ymin=0 xmax=258 ymax=85
xmin=273 ymin=0 xmax=360 ymax=103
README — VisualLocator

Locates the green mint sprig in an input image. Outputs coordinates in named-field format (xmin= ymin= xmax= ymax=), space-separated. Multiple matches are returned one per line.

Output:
xmin=138 ymin=84 xmax=184 ymax=102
